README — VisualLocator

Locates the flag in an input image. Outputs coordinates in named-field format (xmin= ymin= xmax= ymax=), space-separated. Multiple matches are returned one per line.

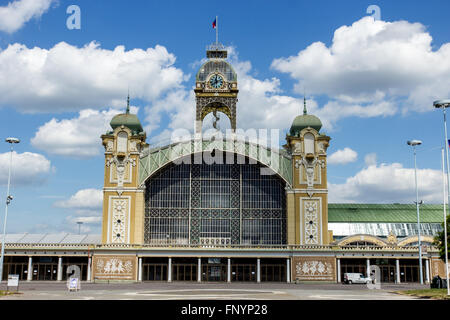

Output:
xmin=448 ymin=139 xmax=450 ymax=148
xmin=212 ymin=18 xmax=216 ymax=29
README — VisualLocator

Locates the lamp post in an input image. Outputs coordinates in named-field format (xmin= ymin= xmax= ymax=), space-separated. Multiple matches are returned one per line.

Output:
xmin=77 ymin=221 xmax=83 ymax=235
xmin=0 ymin=137 xmax=20 ymax=284
xmin=407 ymin=139 xmax=424 ymax=285
xmin=434 ymin=99 xmax=450 ymax=294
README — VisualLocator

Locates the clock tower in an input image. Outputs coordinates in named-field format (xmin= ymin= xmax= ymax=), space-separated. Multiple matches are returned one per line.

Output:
xmin=194 ymin=43 xmax=238 ymax=134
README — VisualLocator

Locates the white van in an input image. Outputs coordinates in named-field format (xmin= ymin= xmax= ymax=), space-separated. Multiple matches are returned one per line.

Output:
xmin=343 ymin=273 xmax=373 ymax=284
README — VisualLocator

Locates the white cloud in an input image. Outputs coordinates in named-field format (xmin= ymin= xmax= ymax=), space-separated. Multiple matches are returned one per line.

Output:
xmin=329 ymin=162 xmax=443 ymax=203
xmin=0 ymin=0 xmax=55 ymax=33
xmin=55 ymin=188 xmax=103 ymax=232
xmin=0 ymin=41 xmax=185 ymax=113
xmin=328 ymin=148 xmax=358 ymax=165
xmin=30 ymin=107 xmax=139 ymax=158
xmin=0 ymin=151 xmax=52 ymax=186
xmin=54 ymin=188 xmax=103 ymax=209
xmin=271 ymin=16 xmax=450 ymax=114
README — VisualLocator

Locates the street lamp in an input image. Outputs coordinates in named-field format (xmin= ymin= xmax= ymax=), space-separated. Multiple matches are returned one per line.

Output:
xmin=434 ymin=99 xmax=450 ymax=294
xmin=0 ymin=137 xmax=20 ymax=284
xmin=77 ymin=221 xmax=83 ymax=235
xmin=407 ymin=139 xmax=424 ymax=285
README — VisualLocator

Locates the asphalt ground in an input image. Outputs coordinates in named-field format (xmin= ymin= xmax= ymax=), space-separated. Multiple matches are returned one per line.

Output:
xmin=0 ymin=281 xmax=429 ymax=300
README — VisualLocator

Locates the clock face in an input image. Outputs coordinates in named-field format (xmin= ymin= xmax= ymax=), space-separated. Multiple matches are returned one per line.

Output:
xmin=209 ymin=74 xmax=224 ymax=89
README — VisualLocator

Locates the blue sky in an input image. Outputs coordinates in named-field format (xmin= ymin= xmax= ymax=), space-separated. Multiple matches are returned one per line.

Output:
xmin=1 ymin=0 xmax=450 ymax=234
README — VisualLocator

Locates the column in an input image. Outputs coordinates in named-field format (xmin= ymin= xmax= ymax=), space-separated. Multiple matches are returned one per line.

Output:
xmin=286 ymin=258 xmax=291 ymax=283
xmin=257 ymin=258 xmax=261 ymax=283
xmin=27 ymin=256 xmax=32 ymax=281
xmin=227 ymin=258 xmax=231 ymax=283
xmin=138 ymin=257 xmax=142 ymax=282
xmin=57 ymin=257 xmax=63 ymax=281
xmin=87 ymin=256 xmax=92 ymax=282
xmin=425 ymin=259 xmax=430 ymax=284
xmin=168 ymin=257 xmax=172 ymax=282
xmin=366 ymin=259 xmax=370 ymax=278
xmin=337 ymin=258 xmax=341 ymax=283
xmin=197 ymin=258 xmax=201 ymax=283
xmin=396 ymin=259 xmax=401 ymax=284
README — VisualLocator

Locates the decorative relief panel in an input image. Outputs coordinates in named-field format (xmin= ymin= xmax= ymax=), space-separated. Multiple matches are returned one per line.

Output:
xmin=295 ymin=157 xmax=325 ymax=192
xmin=93 ymin=255 xmax=137 ymax=281
xmin=292 ymin=257 xmax=336 ymax=281
xmin=300 ymin=198 xmax=322 ymax=245
xmin=108 ymin=156 xmax=136 ymax=187
xmin=109 ymin=196 xmax=130 ymax=244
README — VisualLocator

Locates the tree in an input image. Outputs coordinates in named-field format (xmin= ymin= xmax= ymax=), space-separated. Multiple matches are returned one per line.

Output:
xmin=433 ymin=214 xmax=450 ymax=262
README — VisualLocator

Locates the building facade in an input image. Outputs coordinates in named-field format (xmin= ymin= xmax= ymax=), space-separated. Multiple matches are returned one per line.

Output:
xmin=1 ymin=43 xmax=448 ymax=284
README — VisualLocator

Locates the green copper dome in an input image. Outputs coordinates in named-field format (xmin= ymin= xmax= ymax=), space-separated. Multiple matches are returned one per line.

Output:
xmin=109 ymin=96 xmax=144 ymax=134
xmin=110 ymin=113 xmax=143 ymax=133
xmin=289 ymin=98 xmax=322 ymax=136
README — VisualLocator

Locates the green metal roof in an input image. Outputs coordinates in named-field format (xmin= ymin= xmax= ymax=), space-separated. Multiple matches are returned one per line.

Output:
xmin=328 ymin=203 xmax=445 ymax=223
xmin=289 ymin=114 xmax=322 ymax=136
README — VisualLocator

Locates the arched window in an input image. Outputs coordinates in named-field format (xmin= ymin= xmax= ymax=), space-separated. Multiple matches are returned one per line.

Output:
xmin=117 ymin=131 xmax=128 ymax=153
xmin=304 ymin=133 xmax=315 ymax=154
xmin=144 ymin=153 xmax=286 ymax=246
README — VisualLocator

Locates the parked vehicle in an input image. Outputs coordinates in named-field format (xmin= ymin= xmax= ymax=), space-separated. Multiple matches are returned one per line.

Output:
xmin=343 ymin=273 xmax=373 ymax=284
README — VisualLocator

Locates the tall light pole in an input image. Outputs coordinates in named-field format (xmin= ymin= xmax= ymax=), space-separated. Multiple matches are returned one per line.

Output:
xmin=407 ymin=139 xmax=424 ymax=285
xmin=0 ymin=137 xmax=20 ymax=284
xmin=434 ymin=99 xmax=450 ymax=294
xmin=77 ymin=221 xmax=83 ymax=235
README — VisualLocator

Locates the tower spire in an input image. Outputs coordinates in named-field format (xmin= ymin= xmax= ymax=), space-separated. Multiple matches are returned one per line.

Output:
xmin=303 ymin=95 xmax=307 ymax=115
xmin=126 ymin=91 xmax=130 ymax=114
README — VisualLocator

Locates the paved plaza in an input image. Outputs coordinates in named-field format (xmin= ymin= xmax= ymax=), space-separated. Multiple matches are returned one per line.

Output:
xmin=0 ymin=282 xmax=428 ymax=300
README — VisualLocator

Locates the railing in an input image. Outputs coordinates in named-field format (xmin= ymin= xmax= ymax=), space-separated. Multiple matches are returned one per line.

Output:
xmin=1 ymin=243 xmax=438 ymax=253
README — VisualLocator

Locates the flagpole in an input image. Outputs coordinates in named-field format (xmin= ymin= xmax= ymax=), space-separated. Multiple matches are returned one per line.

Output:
xmin=216 ymin=15 xmax=218 ymax=45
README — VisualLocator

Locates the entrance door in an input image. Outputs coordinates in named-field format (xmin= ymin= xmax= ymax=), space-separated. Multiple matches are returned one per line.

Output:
xmin=231 ymin=264 xmax=256 ymax=281
xmin=172 ymin=264 xmax=197 ymax=281
xmin=202 ymin=264 xmax=227 ymax=281
xmin=143 ymin=264 xmax=167 ymax=281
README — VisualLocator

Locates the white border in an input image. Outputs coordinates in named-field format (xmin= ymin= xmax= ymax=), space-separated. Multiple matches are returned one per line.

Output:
xmin=299 ymin=197 xmax=323 ymax=245
xmin=107 ymin=195 xmax=131 ymax=244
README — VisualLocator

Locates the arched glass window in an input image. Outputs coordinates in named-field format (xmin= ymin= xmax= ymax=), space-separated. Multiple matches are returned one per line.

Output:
xmin=144 ymin=153 xmax=286 ymax=246
xmin=117 ymin=131 xmax=128 ymax=153
xmin=304 ymin=133 xmax=315 ymax=154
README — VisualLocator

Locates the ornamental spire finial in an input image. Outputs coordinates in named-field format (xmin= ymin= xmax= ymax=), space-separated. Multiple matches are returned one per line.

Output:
xmin=126 ymin=90 xmax=130 ymax=114
xmin=303 ymin=94 xmax=307 ymax=115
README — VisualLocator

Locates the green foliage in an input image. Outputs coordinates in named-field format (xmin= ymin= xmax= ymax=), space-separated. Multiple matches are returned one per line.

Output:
xmin=433 ymin=214 xmax=450 ymax=262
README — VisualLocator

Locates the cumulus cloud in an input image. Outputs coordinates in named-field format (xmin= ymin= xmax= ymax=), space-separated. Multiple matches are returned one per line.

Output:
xmin=271 ymin=16 xmax=450 ymax=114
xmin=30 ymin=107 xmax=136 ymax=158
xmin=0 ymin=41 xmax=185 ymax=113
xmin=0 ymin=151 xmax=52 ymax=186
xmin=0 ymin=0 xmax=55 ymax=33
xmin=329 ymin=162 xmax=443 ymax=203
xmin=328 ymin=148 xmax=358 ymax=165
xmin=54 ymin=188 xmax=103 ymax=210
xmin=55 ymin=188 xmax=103 ymax=231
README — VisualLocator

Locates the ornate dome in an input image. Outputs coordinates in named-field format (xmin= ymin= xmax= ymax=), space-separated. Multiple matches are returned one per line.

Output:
xmin=110 ymin=96 xmax=144 ymax=134
xmin=196 ymin=60 xmax=237 ymax=82
xmin=289 ymin=99 xmax=322 ymax=136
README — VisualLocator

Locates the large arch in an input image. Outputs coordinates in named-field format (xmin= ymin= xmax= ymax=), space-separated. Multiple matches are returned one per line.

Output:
xmin=138 ymin=137 xmax=293 ymax=187
xmin=397 ymin=235 xmax=435 ymax=247
xmin=142 ymin=152 xmax=287 ymax=246
xmin=336 ymin=234 xmax=389 ymax=247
